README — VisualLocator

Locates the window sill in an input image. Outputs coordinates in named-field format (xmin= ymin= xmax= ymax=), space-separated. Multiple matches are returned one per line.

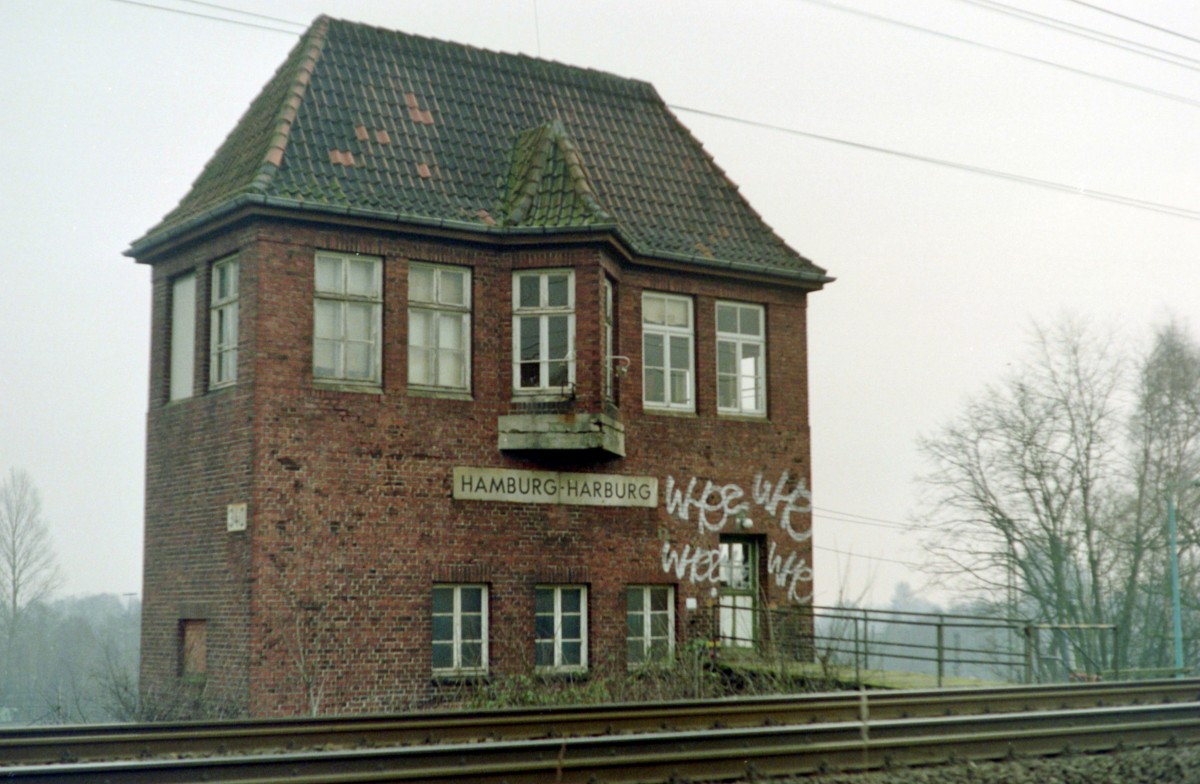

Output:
xmin=643 ymin=406 xmax=698 ymax=418
xmin=716 ymin=412 xmax=769 ymax=423
xmin=510 ymin=390 xmax=576 ymax=403
xmin=409 ymin=387 xmax=473 ymax=402
xmin=534 ymin=666 xmax=589 ymax=677
xmin=312 ymin=380 xmax=383 ymax=394
xmin=431 ymin=669 xmax=489 ymax=682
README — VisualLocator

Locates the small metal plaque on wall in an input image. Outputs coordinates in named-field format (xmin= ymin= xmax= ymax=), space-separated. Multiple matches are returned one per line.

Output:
xmin=226 ymin=503 xmax=247 ymax=532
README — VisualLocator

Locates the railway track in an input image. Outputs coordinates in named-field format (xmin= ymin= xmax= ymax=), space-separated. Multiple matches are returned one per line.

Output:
xmin=2 ymin=679 xmax=1199 ymax=782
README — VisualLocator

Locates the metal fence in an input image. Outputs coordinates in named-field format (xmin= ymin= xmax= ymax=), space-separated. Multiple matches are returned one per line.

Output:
xmin=708 ymin=602 xmax=1121 ymax=686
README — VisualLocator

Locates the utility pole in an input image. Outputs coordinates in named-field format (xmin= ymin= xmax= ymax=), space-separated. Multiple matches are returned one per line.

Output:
xmin=1168 ymin=480 xmax=1200 ymax=677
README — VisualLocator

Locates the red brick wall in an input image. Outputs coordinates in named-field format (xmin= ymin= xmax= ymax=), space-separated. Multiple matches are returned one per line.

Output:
xmin=140 ymin=216 xmax=815 ymax=716
xmin=141 ymin=227 xmax=257 ymax=712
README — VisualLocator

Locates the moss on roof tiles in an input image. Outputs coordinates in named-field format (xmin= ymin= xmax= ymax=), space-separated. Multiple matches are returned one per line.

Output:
xmin=501 ymin=120 xmax=613 ymax=228
xmin=131 ymin=16 xmax=827 ymax=281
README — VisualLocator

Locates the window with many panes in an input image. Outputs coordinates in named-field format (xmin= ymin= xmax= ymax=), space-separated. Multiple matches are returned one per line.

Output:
xmin=603 ymin=277 xmax=615 ymax=401
xmin=716 ymin=302 xmax=766 ymax=416
xmin=642 ymin=293 xmax=693 ymax=411
xmin=719 ymin=537 xmax=757 ymax=648
xmin=513 ymin=270 xmax=574 ymax=392
xmin=432 ymin=584 xmax=488 ymax=675
xmin=408 ymin=263 xmax=471 ymax=391
xmin=169 ymin=273 xmax=196 ymax=402
xmin=313 ymin=252 xmax=382 ymax=384
xmin=626 ymin=585 xmax=674 ymax=667
xmin=535 ymin=585 xmax=587 ymax=672
xmin=209 ymin=257 xmax=239 ymax=388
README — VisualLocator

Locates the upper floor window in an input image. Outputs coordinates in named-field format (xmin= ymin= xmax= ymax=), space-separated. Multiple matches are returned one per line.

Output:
xmin=535 ymin=585 xmax=587 ymax=673
xmin=169 ymin=272 xmax=196 ymax=402
xmin=209 ymin=257 xmax=239 ymax=388
xmin=409 ymin=263 xmax=471 ymax=391
xmin=513 ymin=270 xmax=574 ymax=392
xmin=603 ymin=278 xmax=615 ymax=401
xmin=432 ymin=584 xmax=488 ymax=676
xmin=313 ymin=252 xmax=381 ymax=384
xmin=716 ymin=302 xmax=766 ymax=416
xmin=642 ymin=292 xmax=693 ymax=411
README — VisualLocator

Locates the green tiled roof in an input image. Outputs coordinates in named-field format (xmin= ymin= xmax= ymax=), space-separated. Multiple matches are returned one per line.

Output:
xmin=130 ymin=17 xmax=828 ymax=282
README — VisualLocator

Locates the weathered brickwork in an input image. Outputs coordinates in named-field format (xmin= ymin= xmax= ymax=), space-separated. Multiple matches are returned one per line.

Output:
xmin=140 ymin=216 xmax=816 ymax=716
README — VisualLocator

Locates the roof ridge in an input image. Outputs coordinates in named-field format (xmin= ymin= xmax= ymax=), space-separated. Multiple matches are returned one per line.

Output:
xmin=323 ymin=16 xmax=657 ymax=98
xmin=249 ymin=16 xmax=332 ymax=193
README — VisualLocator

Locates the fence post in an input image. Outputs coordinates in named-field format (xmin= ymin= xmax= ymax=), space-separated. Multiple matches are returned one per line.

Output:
xmin=861 ymin=608 xmax=870 ymax=673
xmin=936 ymin=616 xmax=945 ymax=688
xmin=1023 ymin=625 xmax=1036 ymax=684
xmin=854 ymin=615 xmax=862 ymax=687
xmin=1111 ymin=625 xmax=1120 ymax=681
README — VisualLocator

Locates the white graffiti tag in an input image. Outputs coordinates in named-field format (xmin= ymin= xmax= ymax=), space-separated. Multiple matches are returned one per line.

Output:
xmin=660 ymin=541 xmax=723 ymax=585
xmin=664 ymin=470 xmax=812 ymax=542
xmin=767 ymin=541 xmax=814 ymax=603
xmin=659 ymin=540 xmax=814 ymax=604
xmin=663 ymin=476 xmax=748 ymax=533
xmin=752 ymin=471 xmax=812 ymax=542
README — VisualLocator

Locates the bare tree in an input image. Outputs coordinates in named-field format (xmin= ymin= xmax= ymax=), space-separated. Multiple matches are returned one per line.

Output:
xmin=918 ymin=317 xmax=1200 ymax=676
xmin=917 ymin=318 xmax=1128 ymax=673
xmin=0 ymin=468 xmax=62 ymax=640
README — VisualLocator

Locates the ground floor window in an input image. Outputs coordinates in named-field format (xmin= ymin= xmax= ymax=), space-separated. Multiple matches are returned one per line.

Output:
xmin=179 ymin=618 xmax=207 ymax=679
xmin=535 ymin=585 xmax=587 ymax=672
xmin=432 ymin=584 xmax=488 ymax=675
xmin=626 ymin=585 xmax=674 ymax=666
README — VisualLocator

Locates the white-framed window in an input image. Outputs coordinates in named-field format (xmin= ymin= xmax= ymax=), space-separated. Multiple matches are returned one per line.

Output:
xmin=209 ymin=257 xmax=239 ymax=388
xmin=535 ymin=585 xmax=587 ymax=672
xmin=313 ymin=252 xmax=382 ymax=384
xmin=642 ymin=292 xmax=693 ymax=411
xmin=169 ymin=272 xmax=196 ymax=401
xmin=716 ymin=302 xmax=766 ymax=415
xmin=719 ymin=537 xmax=757 ymax=648
xmin=626 ymin=585 xmax=674 ymax=667
xmin=513 ymin=270 xmax=574 ymax=391
xmin=432 ymin=584 xmax=488 ymax=675
xmin=408 ymin=263 xmax=471 ymax=390
xmin=603 ymin=278 xmax=615 ymax=401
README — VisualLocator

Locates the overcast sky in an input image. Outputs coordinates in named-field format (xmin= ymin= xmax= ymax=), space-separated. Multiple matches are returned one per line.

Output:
xmin=2 ymin=0 xmax=1197 ymax=607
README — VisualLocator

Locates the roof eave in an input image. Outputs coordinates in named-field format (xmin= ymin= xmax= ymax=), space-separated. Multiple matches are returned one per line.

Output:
xmin=126 ymin=196 xmax=831 ymax=288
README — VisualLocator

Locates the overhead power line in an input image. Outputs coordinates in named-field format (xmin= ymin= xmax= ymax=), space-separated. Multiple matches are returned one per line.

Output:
xmin=956 ymin=0 xmax=1200 ymax=70
xmin=670 ymin=104 xmax=1200 ymax=222
xmin=795 ymin=0 xmax=1200 ymax=110
xmin=109 ymin=0 xmax=300 ymax=34
xmin=175 ymin=0 xmax=305 ymax=29
xmin=112 ymin=0 xmax=1200 ymax=224
xmin=814 ymin=506 xmax=941 ymax=532
xmin=814 ymin=543 xmax=925 ymax=568
xmin=1061 ymin=0 xmax=1200 ymax=47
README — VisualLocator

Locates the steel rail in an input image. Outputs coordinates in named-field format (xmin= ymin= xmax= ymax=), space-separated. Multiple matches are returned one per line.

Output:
xmin=4 ymin=701 xmax=1200 ymax=783
xmin=2 ymin=677 xmax=1199 ymax=767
